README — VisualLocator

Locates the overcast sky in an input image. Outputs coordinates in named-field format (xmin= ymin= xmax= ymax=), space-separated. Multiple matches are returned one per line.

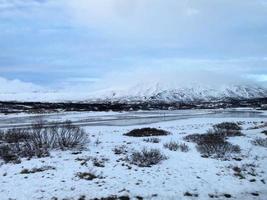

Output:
xmin=0 ymin=0 xmax=267 ymax=91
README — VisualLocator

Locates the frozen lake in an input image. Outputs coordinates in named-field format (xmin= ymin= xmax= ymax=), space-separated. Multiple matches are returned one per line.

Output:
xmin=0 ymin=108 xmax=266 ymax=128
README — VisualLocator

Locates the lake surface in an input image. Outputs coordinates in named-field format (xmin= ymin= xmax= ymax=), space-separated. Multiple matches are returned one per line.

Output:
xmin=0 ymin=109 xmax=266 ymax=128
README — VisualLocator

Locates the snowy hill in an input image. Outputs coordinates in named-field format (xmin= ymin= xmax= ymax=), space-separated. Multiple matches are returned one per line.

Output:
xmin=89 ymin=83 xmax=267 ymax=103
xmin=0 ymin=80 xmax=266 ymax=103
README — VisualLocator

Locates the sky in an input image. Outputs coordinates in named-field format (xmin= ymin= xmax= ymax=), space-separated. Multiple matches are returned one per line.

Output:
xmin=0 ymin=0 xmax=267 ymax=92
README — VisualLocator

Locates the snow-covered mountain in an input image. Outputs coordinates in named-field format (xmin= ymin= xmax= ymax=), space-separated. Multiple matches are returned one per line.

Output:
xmin=0 ymin=80 xmax=266 ymax=103
xmin=89 ymin=83 xmax=267 ymax=103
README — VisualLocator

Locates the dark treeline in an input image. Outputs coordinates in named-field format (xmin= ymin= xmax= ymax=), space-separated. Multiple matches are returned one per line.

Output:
xmin=0 ymin=98 xmax=266 ymax=114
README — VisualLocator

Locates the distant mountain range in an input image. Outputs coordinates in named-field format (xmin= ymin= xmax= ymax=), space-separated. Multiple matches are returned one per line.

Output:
xmin=89 ymin=83 xmax=267 ymax=103
xmin=0 ymin=83 xmax=266 ymax=103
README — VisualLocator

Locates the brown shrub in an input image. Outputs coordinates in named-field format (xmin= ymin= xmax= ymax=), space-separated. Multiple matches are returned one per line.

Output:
xmin=164 ymin=141 xmax=189 ymax=152
xmin=213 ymin=122 xmax=243 ymax=137
xmin=128 ymin=148 xmax=167 ymax=167
xmin=184 ymin=133 xmax=241 ymax=159
xmin=0 ymin=120 xmax=89 ymax=162
xmin=124 ymin=128 xmax=169 ymax=137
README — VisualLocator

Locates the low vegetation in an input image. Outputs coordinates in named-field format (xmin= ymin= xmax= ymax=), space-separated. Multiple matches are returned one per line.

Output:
xmin=76 ymin=167 xmax=102 ymax=181
xmin=261 ymin=130 xmax=267 ymax=136
xmin=127 ymin=148 xmax=167 ymax=167
xmin=124 ymin=128 xmax=169 ymax=137
xmin=20 ymin=166 xmax=55 ymax=174
xmin=230 ymin=163 xmax=258 ymax=180
xmin=91 ymin=157 xmax=108 ymax=168
xmin=0 ymin=144 xmax=21 ymax=163
xmin=91 ymin=195 xmax=130 ymax=200
xmin=143 ymin=137 xmax=161 ymax=143
xmin=113 ymin=145 xmax=128 ymax=155
xmin=196 ymin=138 xmax=241 ymax=159
xmin=184 ymin=122 xmax=242 ymax=159
xmin=76 ymin=172 xmax=98 ymax=181
xmin=184 ymin=192 xmax=199 ymax=197
xmin=252 ymin=138 xmax=267 ymax=148
xmin=212 ymin=122 xmax=243 ymax=137
xmin=213 ymin=122 xmax=241 ymax=131
xmin=0 ymin=120 xmax=89 ymax=163
xmin=164 ymin=141 xmax=189 ymax=152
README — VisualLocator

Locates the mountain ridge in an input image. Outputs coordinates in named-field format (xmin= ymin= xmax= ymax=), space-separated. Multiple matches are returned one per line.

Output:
xmin=0 ymin=83 xmax=266 ymax=103
xmin=89 ymin=83 xmax=267 ymax=103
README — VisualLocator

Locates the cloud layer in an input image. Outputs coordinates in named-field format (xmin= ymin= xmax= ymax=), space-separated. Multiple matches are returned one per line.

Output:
xmin=0 ymin=0 xmax=266 ymax=90
xmin=68 ymin=0 xmax=267 ymax=49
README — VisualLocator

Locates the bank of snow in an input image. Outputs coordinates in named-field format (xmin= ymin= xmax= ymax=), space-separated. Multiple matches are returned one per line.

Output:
xmin=0 ymin=117 xmax=267 ymax=200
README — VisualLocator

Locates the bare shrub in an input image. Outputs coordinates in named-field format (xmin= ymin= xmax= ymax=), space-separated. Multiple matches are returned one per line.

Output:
xmin=143 ymin=138 xmax=161 ymax=143
xmin=1 ymin=134 xmax=48 ymax=159
xmin=113 ymin=145 xmax=128 ymax=155
xmin=164 ymin=141 xmax=189 ymax=152
xmin=0 ymin=120 xmax=89 ymax=162
xmin=184 ymin=133 xmax=225 ymax=144
xmin=0 ymin=128 xmax=47 ymax=161
xmin=16 ymin=121 xmax=82 ymax=158
xmin=20 ymin=142 xmax=50 ymax=158
xmin=53 ymin=121 xmax=88 ymax=149
xmin=178 ymin=143 xmax=190 ymax=152
xmin=26 ymin=120 xmax=57 ymax=150
xmin=184 ymin=133 xmax=204 ymax=143
xmin=0 ymin=128 xmax=32 ymax=156
xmin=184 ymin=133 xmax=240 ymax=159
xmin=1 ymin=128 xmax=30 ymax=144
xmin=128 ymin=148 xmax=167 ymax=167
xmin=0 ymin=144 xmax=20 ymax=163
xmin=185 ymin=122 xmax=243 ymax=141
xmin=27 ymin=120 xmax=88 ymax=150
xmin=164 ymin=141 xmax=179 ymax=151
xmin=213 ymin=122 xmax=241 ymax=131
xmin=252 ymin=138 xmax=267 ymax=148
xmin=213 ymin=122 xmax=243 ymax=137
xmin=124 ymin=128 xmax=169 ymax=137
xmin=27 ymin=120 xmax=88 ymax=149
xmin=197 ymin=141 xmax=241 ymax=159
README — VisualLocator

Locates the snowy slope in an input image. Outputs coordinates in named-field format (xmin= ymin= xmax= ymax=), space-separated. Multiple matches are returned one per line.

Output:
xmin=150 ymin=85 xmax=267 ymax=102
xmin=0 ymin=82 xmax=266 ymax=103
xmin=90 ymin=83 xmax=267 ymax=103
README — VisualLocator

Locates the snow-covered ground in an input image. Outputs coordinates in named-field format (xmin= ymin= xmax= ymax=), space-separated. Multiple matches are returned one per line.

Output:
xmin=0 ymin=109 xmax=267 ymax=200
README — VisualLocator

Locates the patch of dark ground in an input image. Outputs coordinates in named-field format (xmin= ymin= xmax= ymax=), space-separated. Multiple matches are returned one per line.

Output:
xmin=124 ymin=128 xmax=169 ymax=137
xmin=1 ymin=97 xmax=266 ymax=114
